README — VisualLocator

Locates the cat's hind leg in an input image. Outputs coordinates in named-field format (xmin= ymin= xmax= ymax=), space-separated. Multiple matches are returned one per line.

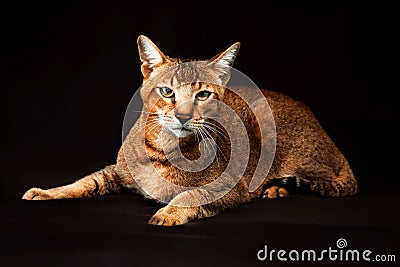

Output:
xmin=308 ymin=160 xmax=357 ymax=197
xmin=262 ymin=175 xmax=309 ymax=198
xmin=261 ymin=175 xmax=303 ymax=198
xmin=262 ymin=185 xmax=289 ymax=198
xmin=22 ymin=164 xmax=121 ymax=200
xmin=290 ymin=159 xmax=357 ymax=197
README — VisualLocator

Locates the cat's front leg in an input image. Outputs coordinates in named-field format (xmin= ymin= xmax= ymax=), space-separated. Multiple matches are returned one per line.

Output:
xmin=148 ymin=189 xmax=215 ymax=226
xmin=148 ymin=180 xmax=250 ymax=226
xmin=148 ymin=205 xmax=201 ymax=226
xmin=22 ymin=165 xmax=121 ymax=200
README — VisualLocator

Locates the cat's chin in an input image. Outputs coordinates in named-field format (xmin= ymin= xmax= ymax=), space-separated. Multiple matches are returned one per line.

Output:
xmin=169 ymin=128 xmax=194 ymax=139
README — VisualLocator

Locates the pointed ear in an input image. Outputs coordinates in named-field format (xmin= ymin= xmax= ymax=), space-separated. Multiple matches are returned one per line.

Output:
xmin=209 ymin=42 xmax=240 ymax=84
xmin=137 ymin=35 xmax=169 ymax=79
xmin=211 ymin=42 xmax=240 ymax=67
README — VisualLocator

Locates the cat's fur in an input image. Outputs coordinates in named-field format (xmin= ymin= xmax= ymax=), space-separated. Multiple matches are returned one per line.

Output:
xmin=22 ymin=35 xmax=357 ymax=226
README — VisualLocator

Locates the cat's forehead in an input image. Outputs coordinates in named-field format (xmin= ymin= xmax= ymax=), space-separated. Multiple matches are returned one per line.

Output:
xmin=158 ymin=61 xmax=217 ymax=86
xmin=170 ymin=62 xmax=200 ymax=86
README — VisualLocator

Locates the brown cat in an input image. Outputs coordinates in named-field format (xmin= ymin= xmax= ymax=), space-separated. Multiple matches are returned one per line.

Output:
xmin=22 ymin=35 xmax=357 ymax=226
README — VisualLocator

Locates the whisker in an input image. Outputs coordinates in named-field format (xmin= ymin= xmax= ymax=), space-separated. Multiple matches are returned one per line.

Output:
xmin=145 ymin=126 xmax=159 ymax=136
xmin=130 ymin=110 xmax=158 ymax=115
xmin=202 ymin=123 xmax=228 ymax=139
xmin=199 ymin=128 xmax=218 ymax=164
xmin=202 ymin=127 xmax=227 ymax=162
xmin=203 ymin=123 xmax=224 ymax=137
xmin=193 ymin=128 xmax=200 ymax=143
xmin=203 ymin=126 xmax=227 ymax=144
xmin=144 ymin=118 xmax=160 ymax=124
xmin=197 ymin=128 xmax=214 ymax=160
xmin=202 ymin=121 xmax=227 ymax=134
xmin=145 ymin=121 xmax=161 ymax=135
xmin=204 ymin=116 xmax=219 ymax=119
xmin=155 ymin=127 xmax=164 ymax=144
xmin=144 ymin=119 xmax=161 ymax=126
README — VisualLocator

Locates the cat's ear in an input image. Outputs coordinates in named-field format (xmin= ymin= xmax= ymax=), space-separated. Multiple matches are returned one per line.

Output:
xmin=137 ymin=35 xmax=169 ymax=79
xmin=211 ymin=42 xmax=240 ymax=67
xmin=209 ymin=42 xmax=240 ymax=84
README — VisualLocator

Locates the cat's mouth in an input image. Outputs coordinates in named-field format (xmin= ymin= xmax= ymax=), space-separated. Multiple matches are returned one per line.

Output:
xmin=169 ymin=126 xmax=194 ymax=138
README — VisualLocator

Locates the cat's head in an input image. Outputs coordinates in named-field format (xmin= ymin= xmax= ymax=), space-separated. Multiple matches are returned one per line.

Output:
xmin=137 ymin=35 xmax=240 ymax=139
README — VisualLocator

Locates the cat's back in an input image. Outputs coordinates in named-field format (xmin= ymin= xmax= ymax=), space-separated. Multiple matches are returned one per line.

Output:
xmin=261 ymin=89 xmax=316 ymax=125
xmin=260 ymin=89 xmax=347 ymax=180
xmin=258 ymin=89 xmax=330 ymax=139
xmin=225 ymin=87 xmax=337 ymax=158
xmin=225 ymin=87 xmax=346 ymax=181
xmin=226 ymin=87 xmax=322 ymax=133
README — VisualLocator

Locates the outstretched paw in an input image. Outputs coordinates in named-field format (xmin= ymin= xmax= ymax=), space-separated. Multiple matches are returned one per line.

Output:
xmin=148 ymin=206 xmax=190 ymax=226
xmin=263 ymin=185 xmax=289 ymax=199
xmin=22 ymin=188 xmax=52 ymax=200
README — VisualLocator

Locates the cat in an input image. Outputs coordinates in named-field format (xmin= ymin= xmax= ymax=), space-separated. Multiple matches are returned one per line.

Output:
xmin=22 ymin=35 xmax=357 ymax=226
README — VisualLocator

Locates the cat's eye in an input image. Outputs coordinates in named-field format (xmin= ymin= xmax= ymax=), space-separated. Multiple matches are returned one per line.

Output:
xmin=159 ymin=87 xmax=174 ymax=98
xmin=196 ymin=91 xmax=211 ymax=101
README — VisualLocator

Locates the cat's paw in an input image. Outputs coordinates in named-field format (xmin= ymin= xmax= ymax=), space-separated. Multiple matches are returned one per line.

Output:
xmin=22 ymin=188 xmax=52 ymax=200
xmin=148 ymin=206 xmax=189 ymax=226
xmin=263 ymin=186 xmax=289 ymax=199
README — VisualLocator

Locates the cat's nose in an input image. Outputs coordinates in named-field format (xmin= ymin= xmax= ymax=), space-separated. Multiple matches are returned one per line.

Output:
xmin=176 ymin=113 xmax=191 ymax=125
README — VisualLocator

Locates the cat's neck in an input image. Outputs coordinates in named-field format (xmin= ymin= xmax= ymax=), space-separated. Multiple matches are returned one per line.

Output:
xmin=144 ymin=127 xmax=201 ymax=162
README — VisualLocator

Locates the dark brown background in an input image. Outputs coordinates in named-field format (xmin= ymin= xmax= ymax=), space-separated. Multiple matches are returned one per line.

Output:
xmin=1 ymin=1 xmax=399 ymax=266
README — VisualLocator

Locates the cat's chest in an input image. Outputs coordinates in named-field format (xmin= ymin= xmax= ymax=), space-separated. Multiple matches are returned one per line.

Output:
xmin=130 ymin=161 xmax=220 ymax=203
xmin=153 ymin=161 xmax=218 ymax=186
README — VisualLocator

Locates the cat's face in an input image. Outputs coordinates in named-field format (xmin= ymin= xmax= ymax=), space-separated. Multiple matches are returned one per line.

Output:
xmin=137 ymin=36 xmax=240 ymax=139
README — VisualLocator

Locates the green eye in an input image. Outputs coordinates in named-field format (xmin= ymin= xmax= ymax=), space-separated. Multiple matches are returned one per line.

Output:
xmin=196 ymin=91 xmax=211 ymax=101
xmin=159 ymin=87 xmax=174 ymax=98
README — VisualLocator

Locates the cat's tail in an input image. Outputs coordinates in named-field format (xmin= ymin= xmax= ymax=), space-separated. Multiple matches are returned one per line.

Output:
xmin=22 ymin=164 xmax=122 ymax=200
